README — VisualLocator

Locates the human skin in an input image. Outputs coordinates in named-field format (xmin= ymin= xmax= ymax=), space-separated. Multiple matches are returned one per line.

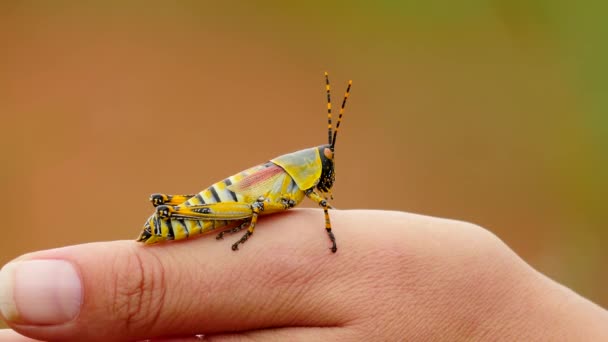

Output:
xmin=0 ymin=209 xmax=606 ymax=341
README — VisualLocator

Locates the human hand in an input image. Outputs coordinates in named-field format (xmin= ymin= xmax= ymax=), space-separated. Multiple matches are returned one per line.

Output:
xmin=1 ymin=209 xmax=607 ymax=341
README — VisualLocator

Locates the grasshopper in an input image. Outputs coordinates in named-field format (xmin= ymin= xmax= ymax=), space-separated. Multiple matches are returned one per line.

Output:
xmin=137 ymin=72 xmax=352 ymax=253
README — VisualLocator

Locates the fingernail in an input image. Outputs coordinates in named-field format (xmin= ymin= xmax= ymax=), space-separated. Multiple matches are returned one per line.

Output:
xmin=0 ymin=260 xmax=82 ymax=325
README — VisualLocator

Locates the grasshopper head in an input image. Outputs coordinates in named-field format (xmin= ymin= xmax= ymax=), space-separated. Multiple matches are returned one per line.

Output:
xmin=319 ymin=73 xmax=351 ymax=195
xmin=316 ymin=144 xmax=335 ymax=193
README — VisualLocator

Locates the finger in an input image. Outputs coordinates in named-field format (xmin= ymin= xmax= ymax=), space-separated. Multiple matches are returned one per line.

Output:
xmin=0 ymin=329 xmax=42 ymax=342
xmin=0 ymin=209 xmax=391 ymax=342
xmin=204 ymin=326 xmax=351 ymax=342
xmin=146 ymin=327 xmax=351 ymax=342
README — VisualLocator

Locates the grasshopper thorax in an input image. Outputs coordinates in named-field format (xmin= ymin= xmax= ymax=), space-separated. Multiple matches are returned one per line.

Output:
xmin=316 ymin=144 xmax=335 ymax=193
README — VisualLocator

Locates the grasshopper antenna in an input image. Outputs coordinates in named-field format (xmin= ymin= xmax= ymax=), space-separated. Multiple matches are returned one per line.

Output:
xmin=331 ymin=79 xmax=352 ymax=151
xmin=325 ymin=72 xmax=333 ymax=146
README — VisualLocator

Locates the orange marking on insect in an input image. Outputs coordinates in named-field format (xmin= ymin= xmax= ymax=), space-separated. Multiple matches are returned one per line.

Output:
xmin=237 ymin=164 xmax=283 ymax=189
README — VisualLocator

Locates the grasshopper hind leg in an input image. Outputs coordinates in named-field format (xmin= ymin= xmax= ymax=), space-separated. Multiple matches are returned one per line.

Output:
xmin=228 ymin=196 xmax=296 ymax=251
xmin=150 ymin=193 xmax=197 ymax=207
xmin=199 ymin=197 xmax=294 ymax=251
xmin=216 ymin=220 xmax=250 ymax=240
xmin=231 ymin=198 xmax=265 ymax=251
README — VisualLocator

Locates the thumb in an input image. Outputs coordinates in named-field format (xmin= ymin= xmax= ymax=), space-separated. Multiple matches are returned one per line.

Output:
xmin=0 ymin=209 xmax=359 ymax=342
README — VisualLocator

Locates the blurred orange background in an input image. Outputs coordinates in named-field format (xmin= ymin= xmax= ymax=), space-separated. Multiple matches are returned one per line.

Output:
xmin=0 ymin=1 xmax=606 ymax=327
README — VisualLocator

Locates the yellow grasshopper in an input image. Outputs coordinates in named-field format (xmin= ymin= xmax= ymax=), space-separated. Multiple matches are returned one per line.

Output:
xmin=137 ymin=73 xmax=352 ymax=253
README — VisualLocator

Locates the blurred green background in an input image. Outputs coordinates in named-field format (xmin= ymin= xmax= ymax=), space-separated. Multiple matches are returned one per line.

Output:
xmin=0 ymin=1 xmax=606 ymax=328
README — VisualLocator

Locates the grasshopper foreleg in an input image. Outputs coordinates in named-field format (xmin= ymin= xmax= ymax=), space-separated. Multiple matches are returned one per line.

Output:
xmin=306 ymin=189 xmax=337 ymax=253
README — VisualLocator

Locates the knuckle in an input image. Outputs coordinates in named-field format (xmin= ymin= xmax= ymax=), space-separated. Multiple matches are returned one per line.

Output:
xmin=109 ymin=246 xmax=166 ymax=333
xmin=449 ymin=220 xmax=506 ymax=256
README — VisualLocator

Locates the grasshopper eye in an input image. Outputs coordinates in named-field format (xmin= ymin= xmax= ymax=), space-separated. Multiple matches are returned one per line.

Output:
xmin=324 ymin=147 xmax=334 ymax=160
